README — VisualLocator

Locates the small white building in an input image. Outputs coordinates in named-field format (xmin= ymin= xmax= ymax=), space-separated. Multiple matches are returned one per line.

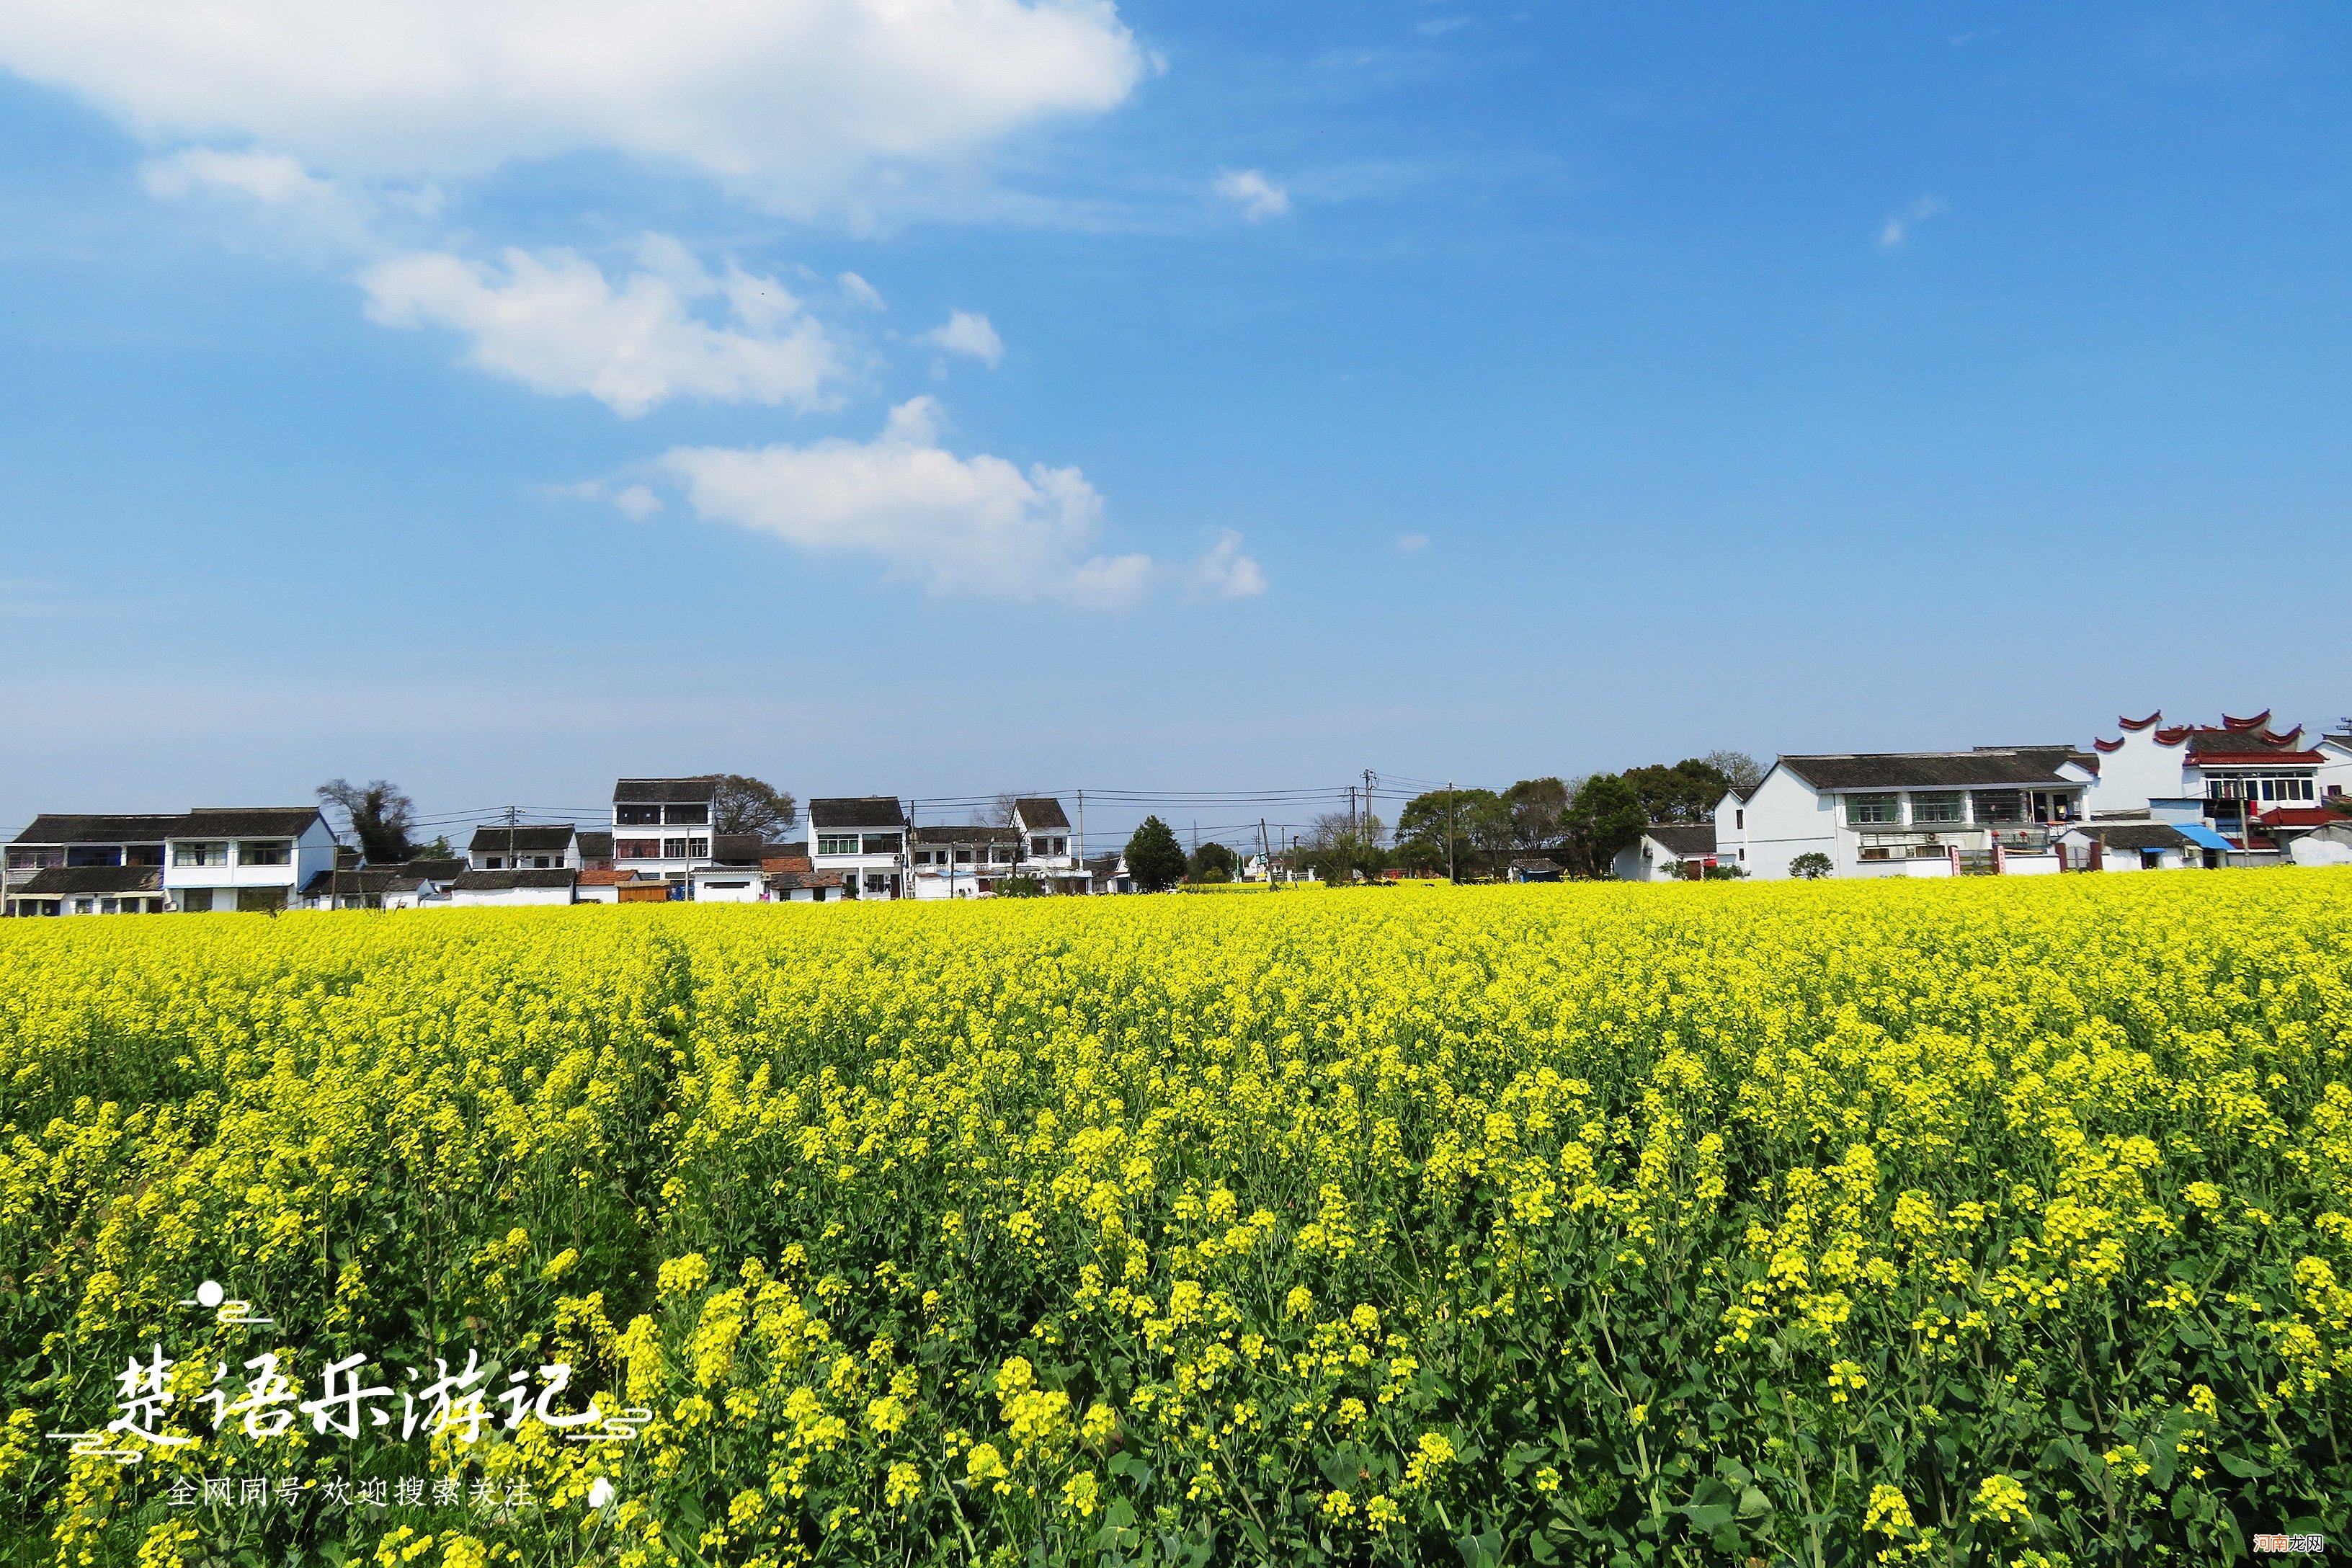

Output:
xmin=10 ymin=865 xmax=167 ymax=915
xmin=1613 ymin=824 xmax=1719 ymax=882
xmin=300 ymin=858 xmax=466 ymax=910
xmin=448 ymin=869 xmax=578 ymax=906
xmin=811 ymin=798 xmax=908 ymax=899
xmin=1713 ymin=749 xmax=2091 ymax=880
xmin=2054 ymin=821 xmax=2197 ymax=872
xmin=468 ymin=824 xmax=583 ymax=871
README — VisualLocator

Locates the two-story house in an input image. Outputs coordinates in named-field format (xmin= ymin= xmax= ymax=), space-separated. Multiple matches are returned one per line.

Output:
xmin=161 ymin=808 xmax=341 ymax=912
xmin=468 ymin=824 xmax=583 ymax=870
xmin=811 ymin=798 xmax=907 ymax=898
xmin=6 ymin=812 xmax=180 ymax=914
xmin=1011 ymin=798 xmax=1092 ymax=894
xmin=611 ymin=778 xmax=719 ymax=887
xmin=908 ymin=824 xmax=1020 ymax=897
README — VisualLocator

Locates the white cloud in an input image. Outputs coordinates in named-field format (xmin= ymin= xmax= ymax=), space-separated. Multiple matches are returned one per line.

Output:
xmin=1878 ymin=195 xmax=1948 ymax=248
xmin=616 ymin=398 xmax=1264 ymax=609
xmin=838 ymin=271 xmax=886 ymax=310
xmin=1213 ymin=168 xmax=1291 ymax=222
xmin=1396 ymin=533 xmax=1429 ymax=554
xmin=1185 ymin=530 xmax=1268 ymax=600
xmin=0 ymin=0 xmax=1144 ymax=215
xmin=360 ymin=238 xmax=839 ymax=417
xmin=140 ymin=146 xmax=381 ymax=246
xmin=923 ymin=310 xmax=1005 ymax=366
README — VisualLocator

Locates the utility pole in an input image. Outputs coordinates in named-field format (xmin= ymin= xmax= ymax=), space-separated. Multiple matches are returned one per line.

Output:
xmin=1076 ymin=789 xmax=1085 ymax=891
xmin=1430 ymin=780 xmax=1448 ymax=883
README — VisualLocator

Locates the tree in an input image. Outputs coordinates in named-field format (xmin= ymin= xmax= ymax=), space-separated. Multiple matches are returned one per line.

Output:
xmin=1126 ymin=816 xmax=1187 ymax=891
xmin=1790 ymin=852 xmax=1832 ymax=879
xmin=1701 ymin=750 xmax=1766 ymax=790
xmin=713 ymin=775 xmax=797 ymax=839
xmin=1188 ymin=842 xmax=1237 ymax=882
xmin=992 ymin=873 xmax=1046 ymax=897
xmin=1621 ymin=759 xmax=1732 ymax=824
xmin=318 ymin=778 xmax=415 ymax=863
xmin=1566 ymin=773 xmax=1646 ymax=876
xmin=1293 ymin=810 xmax=1391 ymax=883
xmin=1505 ymin=778 xmax=1571 ymax=851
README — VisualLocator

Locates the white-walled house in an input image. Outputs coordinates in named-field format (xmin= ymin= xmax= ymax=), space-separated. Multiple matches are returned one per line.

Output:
xmin=162 ymin=808 xmax=341 ymax=913
xmin=2081 ymin=709 xmax=2331 ymax=858
xmin=449 ymin=869 xmax=578 ymax=906
xmin=468 ymin=824 xmax=582 ymax=871
xmin=1712 ymin=749 xmax=2093 ymax=880
xmin=1011 ymin=798 xmax=1092 ymax=894
xmin=2054 ymin=822 xmax=2197 ymax=872
xmin=811 ymin=798 xmax=908 ymax=899
xmin=7 ymin=806 xmax=335 ymax=914
xmin=300 ymin=857 xmax=466 ymax=910
xmin=611 ymin=778 xmax=719 ymax=888
xmin=909 ymin=825 xmax=1020 ymax=898
xmin=1613 ymin=824 xmax=1720 ymax=881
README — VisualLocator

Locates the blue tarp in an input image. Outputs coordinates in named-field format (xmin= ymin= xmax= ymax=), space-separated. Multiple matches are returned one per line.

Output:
xmin=2175 ymin=823 xmax=2232 ymax=852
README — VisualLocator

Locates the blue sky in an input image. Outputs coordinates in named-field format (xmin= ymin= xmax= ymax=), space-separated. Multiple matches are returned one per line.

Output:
xmin=1 ymin=1 xmax=2347 ymax=847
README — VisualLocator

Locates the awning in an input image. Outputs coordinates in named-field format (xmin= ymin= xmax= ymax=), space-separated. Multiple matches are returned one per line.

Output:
xmin=2175 ymin=824 xmax=2232 ymax=852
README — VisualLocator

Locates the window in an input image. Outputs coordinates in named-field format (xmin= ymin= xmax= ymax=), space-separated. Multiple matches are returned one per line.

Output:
xmin=174 ymin=842 xmax=228 ymax=867
xmin=1734 ymin=809 xmax=1745 ymax=830
xmin=662 ymin=838 xmax=691 ymax=858
xmin=1972 ymin=790 xmax=2026 ymax=824
xmin=2302 ymin=779 xmax=2317 ymax=801
xmin=955 ymin=849 xmax=974 ymax=865
xmin=237 ymin=887 xmax=288 ymax=913
xmin=617 ymin=804 xmax=661 ymax=826
xmin=864 ymin=873 xmax=889 ymax=891
xmin=66 ymin=845 xmax=123 ymax=868
xmin=484 ymin=857 xmax=505 ymax=870
xmin=993 ymin=846 xmax=1014 ymax=865
xmin=1846 ymin=794 xmax=1900 ymax=826
xmin=2260 ymin=779 xmax=2276 ymax=801
xmin=1032 ymin=836 xmax=1051 ymax=857
xmin=817 ymin=835 xmax=859 ymax=856
xmin=238 ymin=841 xmax=292 ymax=866
xmin=665 ymin=803 xmax=709 ymax=826
xmin=531 ymin=856 xmax=552 ymax=869
xmin=862 ymin=833 xmax=901 ymax=854
xmin=179 ymin=888 xmax=214 ymax=913
xmin=616 ymin=839 xmax=660 ymax=859
xmin=1051 ymin=837 xmax=1066 ymax=855
xmin=6 ymin=847 xmax=59 ymax=870
xmin=1910 ymin=791 xmax=1964 ymax=824
xmin=125 ymin=845 xmax=164 ymax=866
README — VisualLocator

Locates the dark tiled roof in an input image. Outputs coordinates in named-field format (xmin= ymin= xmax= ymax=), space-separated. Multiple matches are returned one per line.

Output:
xmin=768 ymin=869 xmax=848 ymax=891
xmin=468 ymin=825 xmax=576 ymax=854
xmin=1509 ymin=856 xmax=1562 ymax=872
xmin=911 ymin=825 xmax=1020 ymax=845
xmin=1644 ymin=824 xmax=1718 ymax=857
xmin=179 ymin=808 xmax=325 ymax=838
xmin=1013 ymin=797 xmax=1070 ymax=830
xmin=402 ymin=858 xmax=466 ymax=881
xmin=9 ymin=813 xmax=185 ymax=845
xmin=762 ymin=853 xmax=814 ymax=874
xmin=613 ymin=778 xmax=720 ymax=804
xmin=16 ymin=865 xmax=164 ymax=896
xmin=709 ymin=834 xmax=767 ymax=863
xmin=452 ymin=869 xmax=578 ymax=891
xmin=302 ymin=868 xmax=400 ymax=897
xmin=810 ymin=798 xmax=906 ymax=829
xmin=1084 ymin=854 xmax=1124 ymax=876
xmin=2069 ymin=824 xmax=2193 ymax=852
xmin=1776 ymin=752 xmax=2080 ymax=790
xmin=576 ymin=832 xmax=614 ymax=859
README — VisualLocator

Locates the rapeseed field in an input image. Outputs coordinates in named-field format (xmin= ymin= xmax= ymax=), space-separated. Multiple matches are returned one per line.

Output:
xmin=1 ymin=873 xmax=2347 ymax=1566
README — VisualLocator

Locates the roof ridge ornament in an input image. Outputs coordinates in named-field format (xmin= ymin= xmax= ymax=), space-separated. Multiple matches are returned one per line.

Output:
xmin=2116 ymin=710 xmax=2162 ymax=730
xmin=2222 ymin=709 xmax=2271 ymax=730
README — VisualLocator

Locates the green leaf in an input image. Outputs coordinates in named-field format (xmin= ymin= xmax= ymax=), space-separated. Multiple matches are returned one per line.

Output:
xmin=2216 ymin=1452 xmax=2270 ymax=1479
xmin=1675 ymin=1477 xmax=1739 ymax=1532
